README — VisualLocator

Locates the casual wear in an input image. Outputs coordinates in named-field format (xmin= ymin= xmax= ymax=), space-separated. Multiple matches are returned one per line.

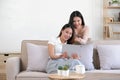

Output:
xmin=46 ymin=37 xmax=83 ymax=73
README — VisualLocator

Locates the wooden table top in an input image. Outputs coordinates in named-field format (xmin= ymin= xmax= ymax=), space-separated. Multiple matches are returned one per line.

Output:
xmin=48 ymin=72 xmax=85 ymax=80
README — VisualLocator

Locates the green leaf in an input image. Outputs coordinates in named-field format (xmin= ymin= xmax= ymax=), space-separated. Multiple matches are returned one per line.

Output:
xmin=58 ymin=66 xmax=63 ymax=70
xmin=63 ymin=65 xmax=69 ymax=70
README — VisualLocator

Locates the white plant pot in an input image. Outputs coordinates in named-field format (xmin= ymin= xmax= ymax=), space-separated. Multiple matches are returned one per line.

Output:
xmin=57 ymin=70 xmax=62 ymax=75
xmin=62 ymin=70 xmax=69 ymax=76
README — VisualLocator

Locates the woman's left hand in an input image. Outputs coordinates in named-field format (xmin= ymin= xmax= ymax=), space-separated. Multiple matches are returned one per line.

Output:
xmin=74 ymin=37 xmax=81 ymax=43
xmin=61 ymin=52 xmax=68 ymax=58
xmin=71 ymin=53 xmax=80 ymax=59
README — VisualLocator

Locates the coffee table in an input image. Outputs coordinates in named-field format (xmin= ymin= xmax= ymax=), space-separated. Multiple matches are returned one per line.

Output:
xmin=48 ymin=72 xmax=85 ymax=80
xmin=83 ymin=73 xmax=120 ymax=80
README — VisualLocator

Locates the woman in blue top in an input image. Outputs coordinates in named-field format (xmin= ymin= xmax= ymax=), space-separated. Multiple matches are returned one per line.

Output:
xmin=46 ymin=24 xmax=83 ymax=73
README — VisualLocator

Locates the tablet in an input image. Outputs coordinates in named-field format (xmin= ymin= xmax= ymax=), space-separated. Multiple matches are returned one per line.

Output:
xmin=62 ymin=44 xmax=83 ymax=57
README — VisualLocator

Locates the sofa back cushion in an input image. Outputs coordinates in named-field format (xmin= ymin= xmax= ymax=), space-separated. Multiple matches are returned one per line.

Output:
xmin=97 ymin=45 xmax=120 ymax=70
xmin=26 ymin=43 xmax=49 ymax=72
xmin=93 ymin=40 xmax=120 ymax=69
xmin=21 ymin=40 xmax=48 ymax=71
xmin=20 ymin=40 xmax=120 ymax=71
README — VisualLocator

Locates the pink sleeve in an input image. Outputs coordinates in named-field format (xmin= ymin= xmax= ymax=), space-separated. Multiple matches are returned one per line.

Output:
xmin=80 ymin=26 xmax=89 ymax=44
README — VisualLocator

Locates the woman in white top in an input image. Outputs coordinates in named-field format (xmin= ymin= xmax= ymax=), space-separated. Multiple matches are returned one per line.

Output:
xmin=46 ymin=24 xmax=83 ymax=73
xmin=68 ymin=11 xmax=90 ymax=44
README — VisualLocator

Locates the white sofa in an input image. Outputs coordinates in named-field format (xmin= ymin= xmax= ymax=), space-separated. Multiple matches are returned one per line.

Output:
xmin=6 ymin=40 xmax=120 ymax=80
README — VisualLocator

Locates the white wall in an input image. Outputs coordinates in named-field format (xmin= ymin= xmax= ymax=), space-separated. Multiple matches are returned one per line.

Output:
xmin=0 ymin=0 xmax=103 ymax=53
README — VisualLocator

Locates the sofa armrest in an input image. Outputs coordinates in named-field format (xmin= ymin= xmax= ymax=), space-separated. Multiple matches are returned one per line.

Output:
xmin=6 ymin=57 xmax=20 ymax=80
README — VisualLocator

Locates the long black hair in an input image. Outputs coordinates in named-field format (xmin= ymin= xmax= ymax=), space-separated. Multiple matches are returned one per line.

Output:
xmin=68 ymin=11 xmax=85 ymax=27
xmin=58 ymin=24 xmax=74 ymax=44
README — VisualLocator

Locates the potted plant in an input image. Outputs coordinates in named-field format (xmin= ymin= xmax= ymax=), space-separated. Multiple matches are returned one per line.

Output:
xmin=57 ymin=66 xmax=63 ymax=75
xmin=111 ymin=0 xmax=120 ymax=6
xmin=57 ymin=65 xmax=70 ymax=76
xmin=62 ymin=65 xmax=70 ymax=76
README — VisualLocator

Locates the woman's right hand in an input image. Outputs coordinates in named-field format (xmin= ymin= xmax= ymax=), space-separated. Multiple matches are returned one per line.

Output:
xmin=61 ymin=52 xmax=68 ymax=58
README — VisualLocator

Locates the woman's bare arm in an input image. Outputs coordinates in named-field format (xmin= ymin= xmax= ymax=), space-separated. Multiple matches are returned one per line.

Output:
xmin=48 ymin=44 xmax=68 ymax=59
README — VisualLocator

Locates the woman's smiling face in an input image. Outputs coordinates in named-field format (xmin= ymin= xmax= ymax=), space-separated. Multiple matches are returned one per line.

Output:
xmin=61 ymin=27 xmax=73 ymax=41
xmin=73 ymin=17 xmax=82 ymax=28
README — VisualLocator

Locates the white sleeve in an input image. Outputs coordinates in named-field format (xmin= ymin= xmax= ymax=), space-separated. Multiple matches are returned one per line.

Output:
xmin=48 ymin=37 xmax=56 ymax=45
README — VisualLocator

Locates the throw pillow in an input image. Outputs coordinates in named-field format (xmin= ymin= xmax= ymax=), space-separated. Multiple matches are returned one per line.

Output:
xmin=78 ymin=44 xmax=94 ymax=70
xmin=63 ymin=43 xmax=94 ymax=70
xmin=97 ymin=45 xmax=120 ymax=70
xmin=26 ymin=43 xmax=49 ymax=72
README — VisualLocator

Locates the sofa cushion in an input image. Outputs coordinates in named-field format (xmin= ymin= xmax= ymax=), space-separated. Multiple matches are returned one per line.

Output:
xmin=93 ymin=40 xmax=120 ymax=69
xmin=21 ymin=40 xmax=48 ymax=71
xmin=17 ymin=71 xmax=48 ymax=78
xmin=78 ymin=43 xmax=94 ymax=70
xmin=26 ymin=43 xmax=49 ymax=72
xmin=63 ymin=43 xmax=94 ymax=70
xmin=17 ymin=71 xmax=48 ymax=80
xmin=97 ymin=45 xmax=120 ymax=70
